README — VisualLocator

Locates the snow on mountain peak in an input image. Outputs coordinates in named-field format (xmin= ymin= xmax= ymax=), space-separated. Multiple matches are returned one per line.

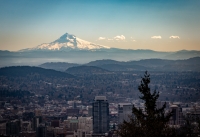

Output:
xmin=53 ymin=33 xmax=76 ymax=43
xmin=25 ymin=33 xmax=110 ymax=51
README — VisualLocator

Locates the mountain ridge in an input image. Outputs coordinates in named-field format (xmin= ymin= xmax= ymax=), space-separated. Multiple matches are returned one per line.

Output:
xmin=20 ymin=33 xmax=110 ymax=52
xmin=37 ymin=57 xmax=200 ymax=72
xmin=0 ymin=32 xmax=200 ymax=66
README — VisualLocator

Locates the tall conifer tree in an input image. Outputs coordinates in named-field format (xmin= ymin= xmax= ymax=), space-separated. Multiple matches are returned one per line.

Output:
xmin=118 ymin=71 xmax=172 ymax=137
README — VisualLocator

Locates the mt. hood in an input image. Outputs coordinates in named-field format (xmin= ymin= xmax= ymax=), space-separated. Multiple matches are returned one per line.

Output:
xmin=20 ymin=33 xmax=110 ymax=51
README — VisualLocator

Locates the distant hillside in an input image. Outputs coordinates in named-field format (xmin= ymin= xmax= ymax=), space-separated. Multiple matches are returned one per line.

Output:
xmin=85 ymin=57 xmax=200 ymax=71
xmin=164 ymin=50 xmax=200 ymax=60
xmin=66 ymin=66 xmax=111 ymax=75
xmin=35 ymin=57 xmax=200 ymax=72
xmin=128 ymin=59 xmax=174 ymax=67
xmin=39 ymin=62 xmax=79 ymax=71
xmin=86 ymin=59 xmax=122 ymax=66
xmin=96 ymin=64 xmax=149 ymax=71
xmin=160 ymin=57 xmax=200 ymax=71
xmin=0 ymin=66 xmax=75 ymax=78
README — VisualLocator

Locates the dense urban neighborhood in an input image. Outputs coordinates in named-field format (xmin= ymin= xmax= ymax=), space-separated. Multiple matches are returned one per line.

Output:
xmin=0 ymin=65 xmax=200 ymax=136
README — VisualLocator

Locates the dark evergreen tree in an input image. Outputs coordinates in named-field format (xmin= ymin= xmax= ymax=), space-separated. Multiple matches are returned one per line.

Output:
xmin=118 ymin=71 xmax=173 ymax=137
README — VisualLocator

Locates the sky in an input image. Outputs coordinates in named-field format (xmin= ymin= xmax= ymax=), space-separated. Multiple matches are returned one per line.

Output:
xmin=0 ymin=0 xmax=200 ymax=51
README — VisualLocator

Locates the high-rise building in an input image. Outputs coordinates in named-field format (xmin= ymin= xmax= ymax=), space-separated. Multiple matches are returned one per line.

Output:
xmin=87 ymin=106 xmax=93 ymax=117
xmin=21 ymin=121 xmax=32 ymax=131
xmin=64 ymin=116 xmax=79 ymax=131
xmin=77 ymin=117 xmax=93 ymax=137
xmin=66 ymin=108 xmax=79 ymax=116
xmin=6 ymin=120 xmax=21 ymax=136
xmin=36 ymin=123 xmax=46 ymax=137
xmin=169 ymin=104 xmax=183 ymax=126
xmin=118 ymin=103 xmax=132 ymax=124
xmin=92 ymin=96 xmax=109 ymax=136
xmin=33 ymin=116 xmax=43 ymax=131
xmin=156 ymin=101 xmax=170 ymax=109
xmin=51 ymin=120 xmax=60 ymax=128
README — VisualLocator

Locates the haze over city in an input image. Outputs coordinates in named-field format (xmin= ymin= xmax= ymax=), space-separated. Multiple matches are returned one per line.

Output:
xmin=0 ymin=0 xmax=200 ymax=51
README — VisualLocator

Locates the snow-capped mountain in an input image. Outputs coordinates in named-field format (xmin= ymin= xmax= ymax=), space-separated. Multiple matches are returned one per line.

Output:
xmin=20 ymin=33 xmax=110 ymax=51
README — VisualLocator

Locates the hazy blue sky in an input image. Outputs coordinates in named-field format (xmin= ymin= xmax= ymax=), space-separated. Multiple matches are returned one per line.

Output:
xmin=0 ymin=0 xmax=200 ymax=51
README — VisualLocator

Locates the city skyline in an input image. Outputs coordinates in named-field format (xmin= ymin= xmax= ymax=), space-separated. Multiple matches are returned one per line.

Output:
xmin=0 ymin=0 xmax=200 ymax=51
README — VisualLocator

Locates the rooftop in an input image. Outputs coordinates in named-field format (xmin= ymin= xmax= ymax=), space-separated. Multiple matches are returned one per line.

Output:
xmin=95 ymin=96 xmax=107 ymax=101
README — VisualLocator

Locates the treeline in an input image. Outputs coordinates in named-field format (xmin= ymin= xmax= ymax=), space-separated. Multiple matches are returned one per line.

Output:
xmin=0 ymin=89 xmax=34 ymax=97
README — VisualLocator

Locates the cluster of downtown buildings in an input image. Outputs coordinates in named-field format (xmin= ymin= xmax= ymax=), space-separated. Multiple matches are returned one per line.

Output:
xmin=0 ymin=95 xmax=200 ymax=137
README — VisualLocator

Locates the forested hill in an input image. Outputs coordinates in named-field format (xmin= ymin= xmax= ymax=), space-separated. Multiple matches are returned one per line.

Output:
xmin=0 ymin=66 xmax=75 ymax=78
xmin=38 ymin=57 xmax=200 ymax=72
xmin=66 ymin=66 xmax=111 ymax=75
xmin=85 ymin=57 xmax=200 ymax=71
xmin=39 ymin=62 xmax=79 ymax=71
